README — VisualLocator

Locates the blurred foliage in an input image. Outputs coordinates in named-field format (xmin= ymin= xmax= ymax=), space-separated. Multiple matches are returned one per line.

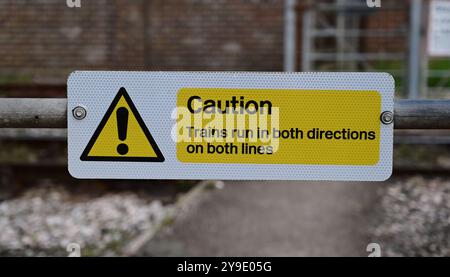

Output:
xmin=0 ymin=74 xmax=33 ymax=85
xmin=373 ymin=60 xmax=405 ymax=95
xmin=428 ymin=59 xmax=450 ymax=88
xmin=394 ymin=144 xmax=450 ymax=169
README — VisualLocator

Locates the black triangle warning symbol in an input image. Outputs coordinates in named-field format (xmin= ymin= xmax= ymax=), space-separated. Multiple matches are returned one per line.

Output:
xmin=80 ymin=87 xmax=165 ymax=162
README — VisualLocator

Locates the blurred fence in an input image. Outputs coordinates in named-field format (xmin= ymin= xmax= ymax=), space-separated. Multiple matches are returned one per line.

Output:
xmin=300 ymin=0 xmax=450 ymax=98
xmin=301 ymin=0 xmax=409 ymax=95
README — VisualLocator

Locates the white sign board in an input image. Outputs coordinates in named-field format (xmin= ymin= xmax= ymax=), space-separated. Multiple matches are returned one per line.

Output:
xmin=428 ymin=0 xmax=450 ymax=57
xmin=68 ymin=71 xmax=394 ymax=181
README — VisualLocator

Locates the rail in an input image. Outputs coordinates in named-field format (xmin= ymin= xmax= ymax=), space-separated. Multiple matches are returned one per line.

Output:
xmin=0 ymin=99 xmax=450 ymax=129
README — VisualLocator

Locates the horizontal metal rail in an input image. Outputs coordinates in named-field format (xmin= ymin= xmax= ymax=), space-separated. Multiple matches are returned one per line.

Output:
xmin=394 ymin=100 xmax=450 ymax=129
xmin=0 ymin=98 xmax=450 ymax=129
xmin=0 ymin=98 xmax=67 ymax=128
xmin=310 ymin=52 xmax=405 ymax=61
xmin=311 ymin=29 xmax=407 ymax=38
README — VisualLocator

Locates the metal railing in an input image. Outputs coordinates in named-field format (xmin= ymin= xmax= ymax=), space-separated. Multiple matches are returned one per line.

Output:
xmin=0 ymin=98 xmax=450 ymax=129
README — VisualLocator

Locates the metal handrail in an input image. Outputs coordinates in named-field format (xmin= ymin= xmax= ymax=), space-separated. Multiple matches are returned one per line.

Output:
xmin=0 ymin=99 xmax=449 ymax=129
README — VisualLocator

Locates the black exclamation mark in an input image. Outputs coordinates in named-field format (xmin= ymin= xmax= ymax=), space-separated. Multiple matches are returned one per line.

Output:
xmin=116 ymin=107 xmax=129 ymax=155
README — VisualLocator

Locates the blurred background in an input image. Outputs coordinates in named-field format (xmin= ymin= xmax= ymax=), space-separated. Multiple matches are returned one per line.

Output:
xmin=0 ymin=0 xmax=450 ymax=257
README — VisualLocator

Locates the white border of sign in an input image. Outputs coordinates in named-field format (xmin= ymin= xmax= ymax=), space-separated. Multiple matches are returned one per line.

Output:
xmin=68 ymin=71 xmax=394 ymax=181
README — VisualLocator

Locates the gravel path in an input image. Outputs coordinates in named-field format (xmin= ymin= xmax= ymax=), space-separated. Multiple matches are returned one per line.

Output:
xmin=371 ymin=176 xmax=450 ymax=257
xmin=4 ymin=176 xmax=449 ymax=257
xmin=141 ymin=180 xmax=388 ymax=257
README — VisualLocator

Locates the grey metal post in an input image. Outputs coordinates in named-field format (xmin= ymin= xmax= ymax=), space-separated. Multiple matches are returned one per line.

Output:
xmin=284 ymin=0 xmax=297 ymax=72
xmin=420 ymin=2 xmax=430 ymax=98
xmin=301 ymin=1 xmax=313 ymax=71
xmin=336 ymin=0 xmax=346 ymax=71
xmin=408 ymin=0 xmax=422 ymax=99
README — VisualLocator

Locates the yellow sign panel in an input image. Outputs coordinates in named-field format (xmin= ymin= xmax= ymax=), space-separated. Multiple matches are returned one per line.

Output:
xmin=176 ymin=88 xmax=381 ymax=165
xmin=81 ymin=87 xmax=165 ymax=162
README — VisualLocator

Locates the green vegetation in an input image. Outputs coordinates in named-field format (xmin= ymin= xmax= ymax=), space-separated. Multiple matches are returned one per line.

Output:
xmin=0 ymin=74 xmax=33 ymax=85
xmin=428 ymin=59 xmax=450 ymax=88
xmin=372 ymin=60 xmax=405 ymax=94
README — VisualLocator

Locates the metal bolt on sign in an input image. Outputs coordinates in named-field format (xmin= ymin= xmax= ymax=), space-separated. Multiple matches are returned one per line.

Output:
xmin=72 ymin=106 xmax=87 ymax=120
xmin=380 ymin=111 xmax=394 ymax=125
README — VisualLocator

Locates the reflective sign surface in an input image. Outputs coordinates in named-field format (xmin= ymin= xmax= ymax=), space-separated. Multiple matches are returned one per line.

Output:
xmin=68 ymin=71 xmax=394 ymax=181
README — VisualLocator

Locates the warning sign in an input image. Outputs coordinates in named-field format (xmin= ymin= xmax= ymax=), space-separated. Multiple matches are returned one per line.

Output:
xmin=176 ymin=88 xmax=380 ymax=165
xmin=80 ymin=87 xmax=164 ymax=162
xmin=68 ymin=71 xmax=394 ymax=181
